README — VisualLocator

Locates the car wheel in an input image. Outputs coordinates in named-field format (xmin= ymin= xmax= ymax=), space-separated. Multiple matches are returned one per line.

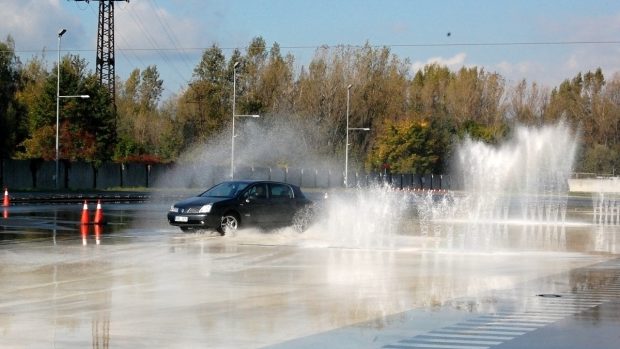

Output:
xmin=292 ymin=206 xmax=313 ymax=233
xmin=218 ymin=212 xmax=239 ymax=235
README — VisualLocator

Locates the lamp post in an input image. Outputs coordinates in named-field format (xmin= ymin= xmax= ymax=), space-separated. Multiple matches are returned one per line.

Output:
xmin=55 ymin=28 xmax=66 ymax=190
xmin=230 ymin=62 xmax=259 ymax=179
xmin=55 ymin=28 xmax=90 ymax=189
xmin=344 ymin=84 xmax=370 ymax=188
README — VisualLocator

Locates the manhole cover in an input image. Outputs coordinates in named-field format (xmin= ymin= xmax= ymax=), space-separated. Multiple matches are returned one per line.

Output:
xmin=537 ymin=294 xmax=562 ymax=298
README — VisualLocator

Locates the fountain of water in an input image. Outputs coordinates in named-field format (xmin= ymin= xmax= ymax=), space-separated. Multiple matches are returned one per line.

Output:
xmin=405 ymin=122 xmax=582 ymax=251
xmin=309 ymin=123 xmax=581 ymax=250
xmin=592 ymin=193 xmax=620 ymax=225
xmin=434 ymin=122 xmax=578 ymax=224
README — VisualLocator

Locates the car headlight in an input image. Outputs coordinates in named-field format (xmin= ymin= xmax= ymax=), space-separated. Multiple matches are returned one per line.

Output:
xmin=199 ymin=204 xmax=212 ymax=213
xmin=170 ymin=205 xmax=179 ymax=212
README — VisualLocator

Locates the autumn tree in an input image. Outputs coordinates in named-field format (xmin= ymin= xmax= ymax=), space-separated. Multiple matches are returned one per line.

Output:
xmin=508 ymin=80 xmax=548 ymax=126
xmin=350 ymin=44 xmax=409 ymax=157
xmin=18 ymin=54 xmax=114 ymax=163
xmin=294 ymin=46 xmax=351 ymax=157
xmin=256 ymin=42 xmax=295 ymax=115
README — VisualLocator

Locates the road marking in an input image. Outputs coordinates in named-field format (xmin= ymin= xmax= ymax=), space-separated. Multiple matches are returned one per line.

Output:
xmin=385 ymin=344 xmax=490 ymax=349
xmin=406 ymin=337 xmax=503 ymax=345
xmin=425 ymin=333 xmax=514 ymax=341
xmin=383 ymin=276 xmax=620 ymax=349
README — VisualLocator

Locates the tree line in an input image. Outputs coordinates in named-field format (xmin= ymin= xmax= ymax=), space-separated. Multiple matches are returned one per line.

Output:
xmin=1 ymin=35 xmax=619 ymax=175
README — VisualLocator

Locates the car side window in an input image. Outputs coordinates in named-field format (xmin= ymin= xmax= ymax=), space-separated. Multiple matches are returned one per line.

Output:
xmin=246 ymin=184 xmax=267 ymax=199
xmin=269 ymin=184 xmax=293 ymax=199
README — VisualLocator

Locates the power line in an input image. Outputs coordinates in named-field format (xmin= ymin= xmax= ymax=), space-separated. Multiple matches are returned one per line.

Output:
xmin=148 ymin=0 xmax=194 ymax=75
xmin=85 ymin=2 xmax=144 ymax=71
xmin=7 ymin=39 xmax=620 ymax=55
xmin=122 ymin=2 xmax=189 ymax=87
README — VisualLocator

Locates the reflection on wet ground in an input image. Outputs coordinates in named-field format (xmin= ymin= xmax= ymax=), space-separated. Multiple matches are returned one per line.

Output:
xmin=0 ymin=201 xmax=619 ymax=348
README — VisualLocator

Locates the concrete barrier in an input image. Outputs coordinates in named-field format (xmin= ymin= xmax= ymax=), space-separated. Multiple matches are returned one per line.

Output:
xmin=1 ymin=159 xmax=455 ymax=190
xmin=235 ymin=166 xmax=253 ymax=181
xmin=270 ymin=167 xmax=286 ymax=182
xmin=122 ymin=163 xmax=147 ymax=187
xmin=68 ymin=162 xmax=94 ymax=189
xmin=35 ymin=161 xmax=57 ymax=189
xmin=96 ymin=162 xmax=120 ymax=189
xmin=148 ymin=164 xmax=172 ymax=188
xmin=301 ymin=168 xmax=316 ymax=188
xmin=316 ymin=168 xmax=329 ymax=188
xmin=329 ymin=170 xmax=343 ymax=188
xmin=286 ymin=168 xmax=302 ymax=187
xmin=251 ymin=167 xmax=270 ymax=180
xmin=569 ymin=178 xmax=620 ymax=193
xmin=2 ymin=159 xmax=33 ymax=189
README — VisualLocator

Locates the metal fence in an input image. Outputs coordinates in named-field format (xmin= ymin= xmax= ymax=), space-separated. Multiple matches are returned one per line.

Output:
xmin=0 ymin=159 xmax=453 ymax=190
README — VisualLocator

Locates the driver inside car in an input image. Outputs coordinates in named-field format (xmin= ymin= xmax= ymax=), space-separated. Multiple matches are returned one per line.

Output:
xmin=254 ymin=185 xmax=266 ymax=199
xmin=247 ymin=185 xmax=267 ymax=200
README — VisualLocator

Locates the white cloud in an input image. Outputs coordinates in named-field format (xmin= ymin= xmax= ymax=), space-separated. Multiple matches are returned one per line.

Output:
xmin=495 ymin=60 xmax=547 ymax=82
xmin=411 ymin=52 xmax=468 ymax=72
xmin=112 ymin=0 xmax=223 ymax=87
xmin=0 ymin=0 xmax=82 ymax=53
xmin=115 ymin=1 xmax=206 ymax=52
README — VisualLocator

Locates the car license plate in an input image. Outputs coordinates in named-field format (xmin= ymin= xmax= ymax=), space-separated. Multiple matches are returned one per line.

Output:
xmin=175 ymin=216 xmax=188 ymax=222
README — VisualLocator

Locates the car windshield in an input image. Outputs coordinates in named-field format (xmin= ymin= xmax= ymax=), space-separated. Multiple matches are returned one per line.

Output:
xmin=199 ymin=182 xmax=249 ymax=198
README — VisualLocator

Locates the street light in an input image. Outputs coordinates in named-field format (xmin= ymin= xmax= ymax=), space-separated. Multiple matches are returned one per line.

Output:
xmin=344 ymin=84 xmax=370 ymax=188
xmin=55 ymin=28 xmax=90 ymax=189
xmin=230 ymin=62 xmax=260 ymax=179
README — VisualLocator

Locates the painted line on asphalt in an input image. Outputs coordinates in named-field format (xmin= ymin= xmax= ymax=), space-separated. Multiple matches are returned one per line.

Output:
xmin=383 ymin=283 xmax=619 ymax=349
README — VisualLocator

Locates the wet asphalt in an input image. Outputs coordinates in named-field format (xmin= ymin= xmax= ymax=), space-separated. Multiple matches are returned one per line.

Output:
xmin=0 ymin=193 xmax=618 ymax=348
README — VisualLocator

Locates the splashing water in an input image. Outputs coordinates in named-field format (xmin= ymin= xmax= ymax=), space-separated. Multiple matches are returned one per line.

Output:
xmin=447 ymin=122 xmax=578 ymax=224
xmin=307 ymin=123 xmax=579 ymax=250
xmin=312 ymin=185 xmax=413 ymax=249
xmin=592 ymin=192 xmax=620 ymax=225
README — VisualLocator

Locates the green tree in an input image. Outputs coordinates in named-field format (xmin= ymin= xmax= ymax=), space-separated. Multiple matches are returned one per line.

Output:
xmin=366 ymin=117 xmax=452 ymax=174
xmin=18 ymin=54 xmax=114 ymax=162
xmin=116 ymin=65 xmax=174 ymax=163
xmin=578 ymin=143 xmax=619 ymax=175
xmin=238 ymin=36 xmax=268 ymax=115
xmin=0 ymin=36 xmax=26 ymax=159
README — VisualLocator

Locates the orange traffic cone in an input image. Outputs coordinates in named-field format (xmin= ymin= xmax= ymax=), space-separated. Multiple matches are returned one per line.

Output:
xmin=94 ymin=224 xmax=102 ymax=245
xmin=80 ymin=200 xmax=90 ymax=225
xmin=81 ymin=224 xmax=89 ymax=246
xmin=94 ymin=200 xmax=105 ymax=225
xmin=2 ymin=188 xmax=9 ymax=207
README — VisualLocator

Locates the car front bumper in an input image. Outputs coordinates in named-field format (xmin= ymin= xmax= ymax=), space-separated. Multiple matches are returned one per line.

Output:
xmin=167 ymin=212 xmax=221 ymax=228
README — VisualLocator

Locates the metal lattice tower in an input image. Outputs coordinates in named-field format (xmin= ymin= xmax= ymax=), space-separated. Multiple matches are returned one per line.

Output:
xmin=75 ymin=1 xmax=128 ymax=105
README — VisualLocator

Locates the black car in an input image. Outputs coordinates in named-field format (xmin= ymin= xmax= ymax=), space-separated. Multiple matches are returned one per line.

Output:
xmin=167 ymin=180 xmax=313 ymax=234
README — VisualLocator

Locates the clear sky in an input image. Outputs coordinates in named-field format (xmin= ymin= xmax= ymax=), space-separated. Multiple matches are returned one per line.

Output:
xmin=2 ymin=0 xmax=620 ymax=98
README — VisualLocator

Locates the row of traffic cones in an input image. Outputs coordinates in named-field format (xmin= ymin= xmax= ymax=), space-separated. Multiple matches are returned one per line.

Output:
xmin=81 ymin=200 xmax=106 ymax=225
xmin=81 ymin=224 xmax=103 ymax=245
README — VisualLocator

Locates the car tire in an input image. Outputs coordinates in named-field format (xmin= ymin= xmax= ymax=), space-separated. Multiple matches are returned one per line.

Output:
xmin=292 ymin=206 xmax=313 ymax=233
xmin=218 ymin=212 xmax=239 ymax=235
